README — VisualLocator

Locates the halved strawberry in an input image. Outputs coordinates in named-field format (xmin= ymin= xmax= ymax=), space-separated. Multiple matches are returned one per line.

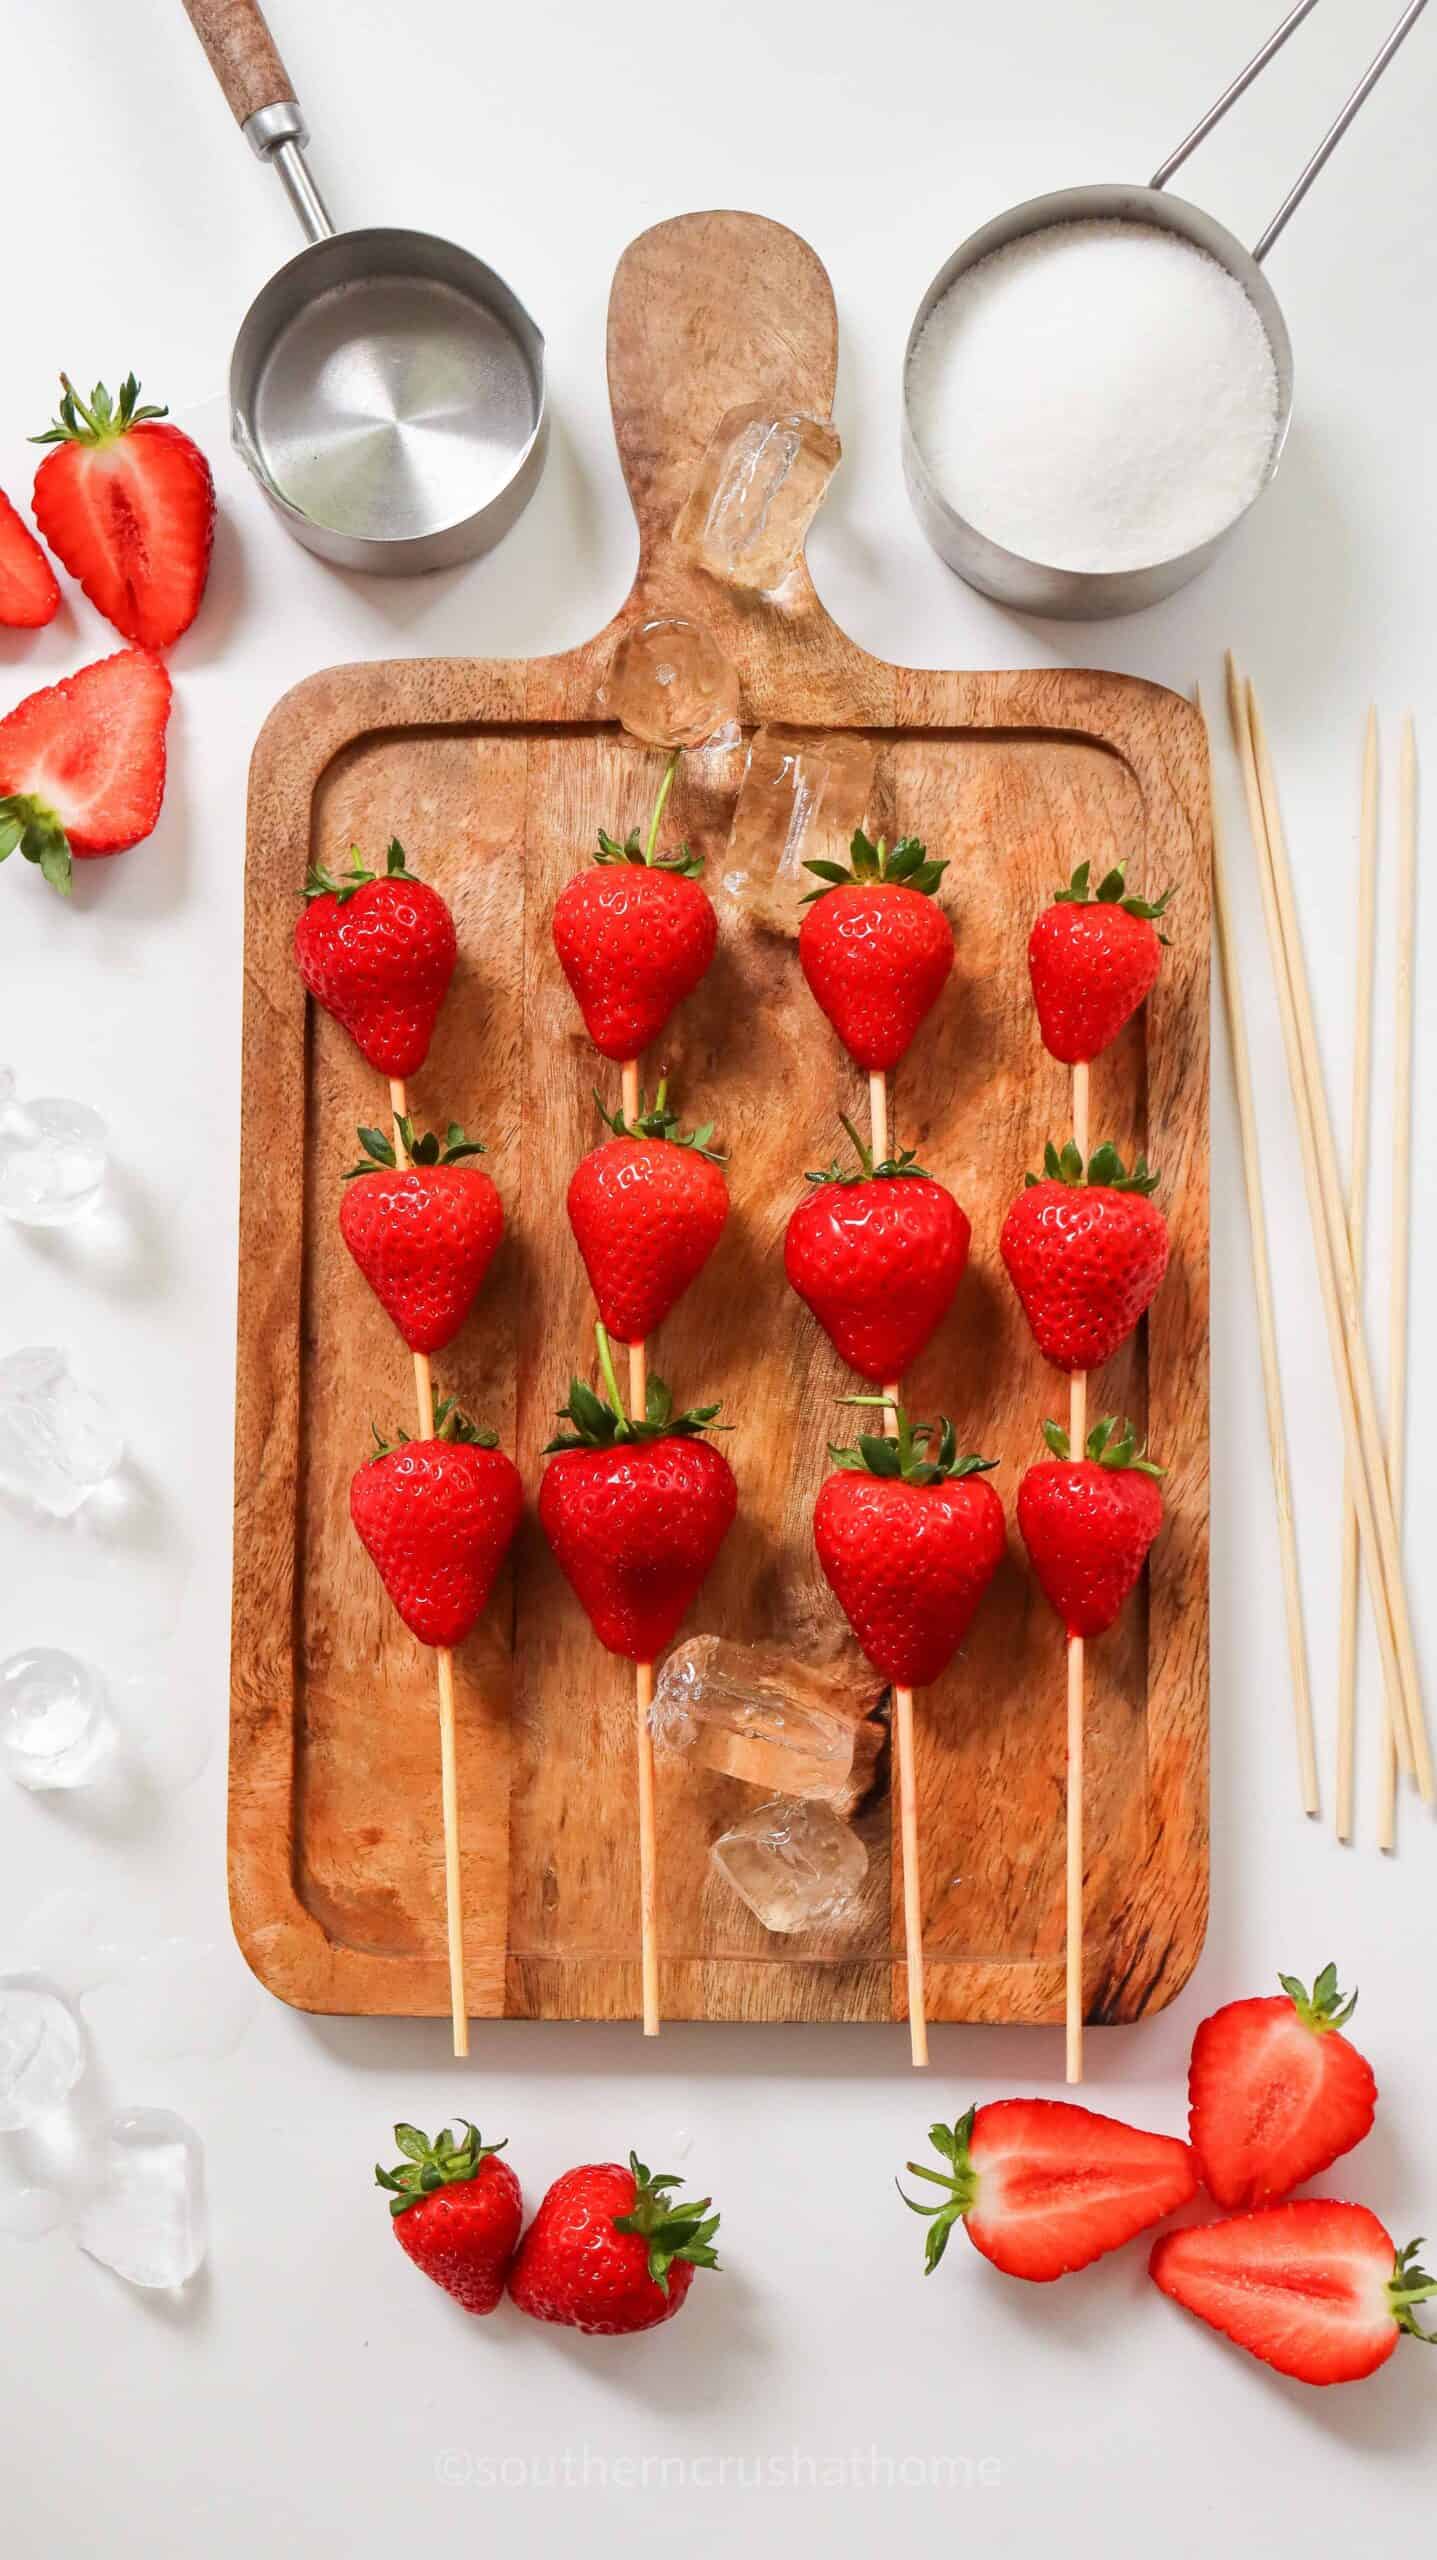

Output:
xmin=32 ymin=374 xmax=214 ymax=651
xmin=1188 ymin=1965 xmax=1378 ymax=2211
xmin=0 ymin=488 xmax=60 ymax=627
xmin=1151 ymin=2202 xmax=1437 ymax=2386
xmin=902 ymin=2098 xmax=1197 ymax=2282
xmin=0 ymin=650 xmax=173 ymax=895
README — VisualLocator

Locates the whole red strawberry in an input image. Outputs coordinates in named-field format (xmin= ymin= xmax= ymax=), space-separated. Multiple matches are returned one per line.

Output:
xmin=377 ymin=2120 xmax=522 ymax=2316
xmin=0 ymin=487 xmax=60 ymax=627
xmin=901 ymin=2099 xmax=1197 ymax=2282
xmin=31 ymin=373 xmax=214 ymax=651
xmin=785 ymin=1118 xmax=970 ymax=1383
xmin=813 ymin=1406 xmax=1005 ymax=1688
xmin=1028 ymin=859 xmax=1172 ymax=1064
xmin=798 ymin=829 xmax=953 ymax=1071
xmin=0 ymin=649 xmax=172 ymax=895
xmin=340 ymin=1118 xmax=502 ymax=1354
xmin=539 ymin=1327 xmax=737 ymax=1662
xmin=295 ymin=838 xmax=457 ymax=1077
xmin=1187 ymin=1965 xmax=1378 ymax=2211
xmin=1151 ymin=2203 xmax=1437 ymax=2386
xmin=567 ymin=1084 xmax=728 ymax=1344
xmin=1000 ymin=1140 xmax=1170 ymax=1373
xmin=509 ymin=2150 xmax=720 ymax=2335
xmin=1017 ymin=1414 xmax=1165 ymax=1637
xmin=553 ymin=825 xmax=717 ymax=1062
xmin=350 ymin=1397 xmax=522 ymax=1649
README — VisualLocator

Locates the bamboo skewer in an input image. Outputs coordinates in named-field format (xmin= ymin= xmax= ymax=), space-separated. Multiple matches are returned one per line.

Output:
xmin=1066 ymin=1060 xmax=1090 ymax=2086
xmin=1335 ymin=714 xmax=1379 ymax=1841
xmin=1199 ymin=687 xmax=1318 ymax=1815
xmin=867 ymin=1062 xmax=927 ymax=2067
xmin=389 ymin=1078 xmax=468 ymax=2058
xmin=611 ymin=749 xmax=682 ymax=2041
xmin=1246 ymin=676 xmax=1431 ymax=1796
xmin=1378 ymin=717 xmax=1418 ymax=1852
xmin=1226 ymin=660 xmax=1430 ymax=1798
xmin=619 ymin=1050 xmax=660 ymax=2038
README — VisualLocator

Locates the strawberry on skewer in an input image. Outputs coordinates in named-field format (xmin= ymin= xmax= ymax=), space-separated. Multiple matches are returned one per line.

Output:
xmin=785 ymin=1116 xmax=970 ymax=1384
xmin=1016 ymin=1415 xmax=1165 ymax=1640
xmin=540 ymin=1326 xmax=737 ymax=2033
xmin=340 ymin=1118 xmax=503 ymax=1355
xmin=552 ymin=743 xmax=721 ymax=2037
xmin=1011 ymin=841 xmax=1175 ymax=2081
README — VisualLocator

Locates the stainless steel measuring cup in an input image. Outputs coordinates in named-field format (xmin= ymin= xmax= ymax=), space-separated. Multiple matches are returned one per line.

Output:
xmin=182 ymin=0 xmax=546 ymax=572
xmin=903 ymin=0 xmax=1430 ymax=619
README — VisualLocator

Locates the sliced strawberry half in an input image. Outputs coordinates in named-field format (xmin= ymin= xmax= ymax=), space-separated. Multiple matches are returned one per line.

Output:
xmin=1151 ymin=2201 xmax=1437 ymax=2386
xmin=0 ymin=488 xmax=61 ymax=628
xmin=1188 ymin=1964 xmax=1378 ymax=2210
xmin=0 ymin=649 xmax=173 ymax=895
xmin=31 ymin=373 xmax=214 ymax=652
xmin=901 ymin=2097 xmax=1197 ymax=2282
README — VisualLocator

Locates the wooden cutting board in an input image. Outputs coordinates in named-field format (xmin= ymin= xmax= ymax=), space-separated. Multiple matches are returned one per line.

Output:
xmin=232 ymin=211 xmax=1211 ymax=2031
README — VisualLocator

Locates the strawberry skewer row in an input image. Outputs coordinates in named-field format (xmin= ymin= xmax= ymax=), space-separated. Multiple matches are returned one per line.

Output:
xmin=1020 ymin=857 xmax=1173 ymax=2080
xmin=799 ymin=828 xmax=955 ymax=2066
xmin=296 ymin=838 xmax=489 ymax=2055
xmin=553 ymin=750 xmax=720 ymax=2035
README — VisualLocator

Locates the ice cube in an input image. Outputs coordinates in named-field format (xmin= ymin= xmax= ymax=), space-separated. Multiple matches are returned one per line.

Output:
xmin=598 ymin=616 xmax=741 ymax=750
xmin=653 ymin=1634 xmax=883 ymax=1810
xmin=75 ymin=2108 xmax=207 ymax=2290
xmin=0 ymin=1348 xmax=124 ymax=1517
xmin=710 ymin=1797 xmax=867 ymax=1934
xmin=0 ymin=1982 xmax=85 ymax=2129
xmin=674 ymin=405 xmax=841 ymax=592
xmin=722 ymin=727 xmax=876 ymax=932
xmin=0 ymin=1649 xmax=115 ymax=1791
xmin=0 ymin=1068 xmax=107 ymax=1227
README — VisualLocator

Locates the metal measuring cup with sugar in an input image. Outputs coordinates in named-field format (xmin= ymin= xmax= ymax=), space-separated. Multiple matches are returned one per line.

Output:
xmin=902 ymin=0 xmax=1429 ymax=619
xmin=182 ymin=0 xmax=546 ymax=573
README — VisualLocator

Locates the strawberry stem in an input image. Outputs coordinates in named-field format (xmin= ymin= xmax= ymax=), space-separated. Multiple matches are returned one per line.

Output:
xmin=896 ymin=2109 xmax=980 ymax=2273
xmin=595 ymin=1321 xmax=629 ymax=1426
xmin=644 ymin=750 xmax=682 ymax=861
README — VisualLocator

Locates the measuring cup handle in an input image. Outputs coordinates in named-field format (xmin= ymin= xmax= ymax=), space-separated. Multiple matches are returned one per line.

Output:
xmin=181 ymin=0 xmax=300 ymax=136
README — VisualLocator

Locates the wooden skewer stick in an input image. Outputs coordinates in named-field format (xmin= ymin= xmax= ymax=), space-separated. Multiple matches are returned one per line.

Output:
xmin=1226 ymin=661 xmax=1428 ymax=1796
xmin=1335 ymin=713 xmax=1379 ymax=1842
xmin=1199 ymin=686 xmax=1318 ymax=1816
xmin=389 ymin=1078 xmax=468 ymax=2058
xmin=868 ymin=1064 xmax=928 ymax=2067
xmin=1378 ymin=716 xmax=1418 ymax=1853
xmin=1245 ymin=676 xmax=1432 ymax=1798
xmin=1065 ymin=1060 xmax=1090 ymax=2086
xmin=616 ymin=1056 xmax=660 ymax=2039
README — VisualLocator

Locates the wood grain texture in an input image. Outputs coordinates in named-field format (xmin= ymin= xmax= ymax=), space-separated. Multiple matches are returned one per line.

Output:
xmin=181 ymin=0 xmax=296 ymax=126
xmin=232 ymin=211 xmax=1211 ymax=2028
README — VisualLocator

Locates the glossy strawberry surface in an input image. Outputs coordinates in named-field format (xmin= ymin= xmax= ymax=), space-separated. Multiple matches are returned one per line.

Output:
xmin=814 ymin=1468 xmax=1005 ymax=1688
xmin=341 ymin=1164 xmax=503 ymax=1354
xmin=552 ymin=865 xmax=716 ymax=1061
xmin=350 ymin=1437 xmax=522 ymax=1649
xmin=568 ymin=1136 xmax=728 ymax=1343
xmin=785 ymin=1173 xmax=969 ymax=1382
xmin=539 ymin=1435 xmax=737 ymax=1661
xmin=798 ymin=880 xmax=953 ymax=1070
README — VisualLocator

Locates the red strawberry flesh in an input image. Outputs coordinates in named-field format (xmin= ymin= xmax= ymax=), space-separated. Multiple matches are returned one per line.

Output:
xmin=32 ymin=377 xmax=215 ymax=652
xmin=0 ymin=649 xmax=172 ymax=872
xmin=1150 ymin=2200 xmax=1430 ymax=2385
xmin=1187 ymin=1970 xmax=1378 ymax=2211
xmin=905 ymin=2098 xmax=1198 ymax=2282
xmin=0 ymin=489 xmax=61 ymax=627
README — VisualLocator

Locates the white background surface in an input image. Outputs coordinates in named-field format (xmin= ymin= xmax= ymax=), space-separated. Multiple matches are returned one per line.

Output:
xmin=4 ymin=0 xmax=1435 ymax=2549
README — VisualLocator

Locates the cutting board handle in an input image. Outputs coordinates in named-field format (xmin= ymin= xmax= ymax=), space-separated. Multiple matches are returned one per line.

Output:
xmin=606 ymin=211 xmax=841 ymax=596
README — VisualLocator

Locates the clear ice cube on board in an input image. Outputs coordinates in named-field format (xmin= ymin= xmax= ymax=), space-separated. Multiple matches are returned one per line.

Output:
xmin=710 ymin=1797 xmax=868 ymax=1934
xmin=0 ymin=1348 xmax=124 ymax=1516
xmin=75 ymin=2108 xmax=207 ymax=2289
xmin=723 ymin=727 xmax=875 ymax=930
xmin=652 ymin=1634 xmax=882 ymax=1803
xmin=0 ymin=1648 xmax=115 ymax=1791
xmin=0 ymin=1068 xmax=107 ymax=1227
xmin=673 ymin=405 xmax=841 ymax=591
xmin=598 ymin=616 xmax=741 ymax=751
xmin=0 ymin=1983 xmax=85 ymax=2130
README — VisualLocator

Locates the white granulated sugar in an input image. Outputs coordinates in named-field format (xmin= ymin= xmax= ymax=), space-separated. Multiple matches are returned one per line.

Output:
xmin=907 ymin=219 xmax=1279 ymax=573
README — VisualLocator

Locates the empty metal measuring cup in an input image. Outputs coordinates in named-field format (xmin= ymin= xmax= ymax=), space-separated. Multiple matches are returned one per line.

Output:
xmin=903 ymin=0 xmax=1430 ymax=619
xmin=181 ymin=0 xmax=546 ymax=573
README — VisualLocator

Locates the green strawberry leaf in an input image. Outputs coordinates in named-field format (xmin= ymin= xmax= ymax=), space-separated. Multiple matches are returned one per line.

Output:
xmin=801 ymin=826 xmax=948 ymax=905
xmin=0 ymin=793 xmax=72 ymax=898
xmin=375 ymin=2120 xmax=506 ymax=2218
xmin=804 ymin=1112 xmax=931 ymax=1186
xmin=592 ymin=1079 xmax=726 ymax=1162
xmin=896 ymin=2108 xmax=980 ymax=2275
xmin=612 ymin=2150 xmax=721 ymax=2292
xmin=830 ymin=1400 xmax=997 ymax=1485
xmin=544 ymin=1324 xmax=728 ymax=1452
